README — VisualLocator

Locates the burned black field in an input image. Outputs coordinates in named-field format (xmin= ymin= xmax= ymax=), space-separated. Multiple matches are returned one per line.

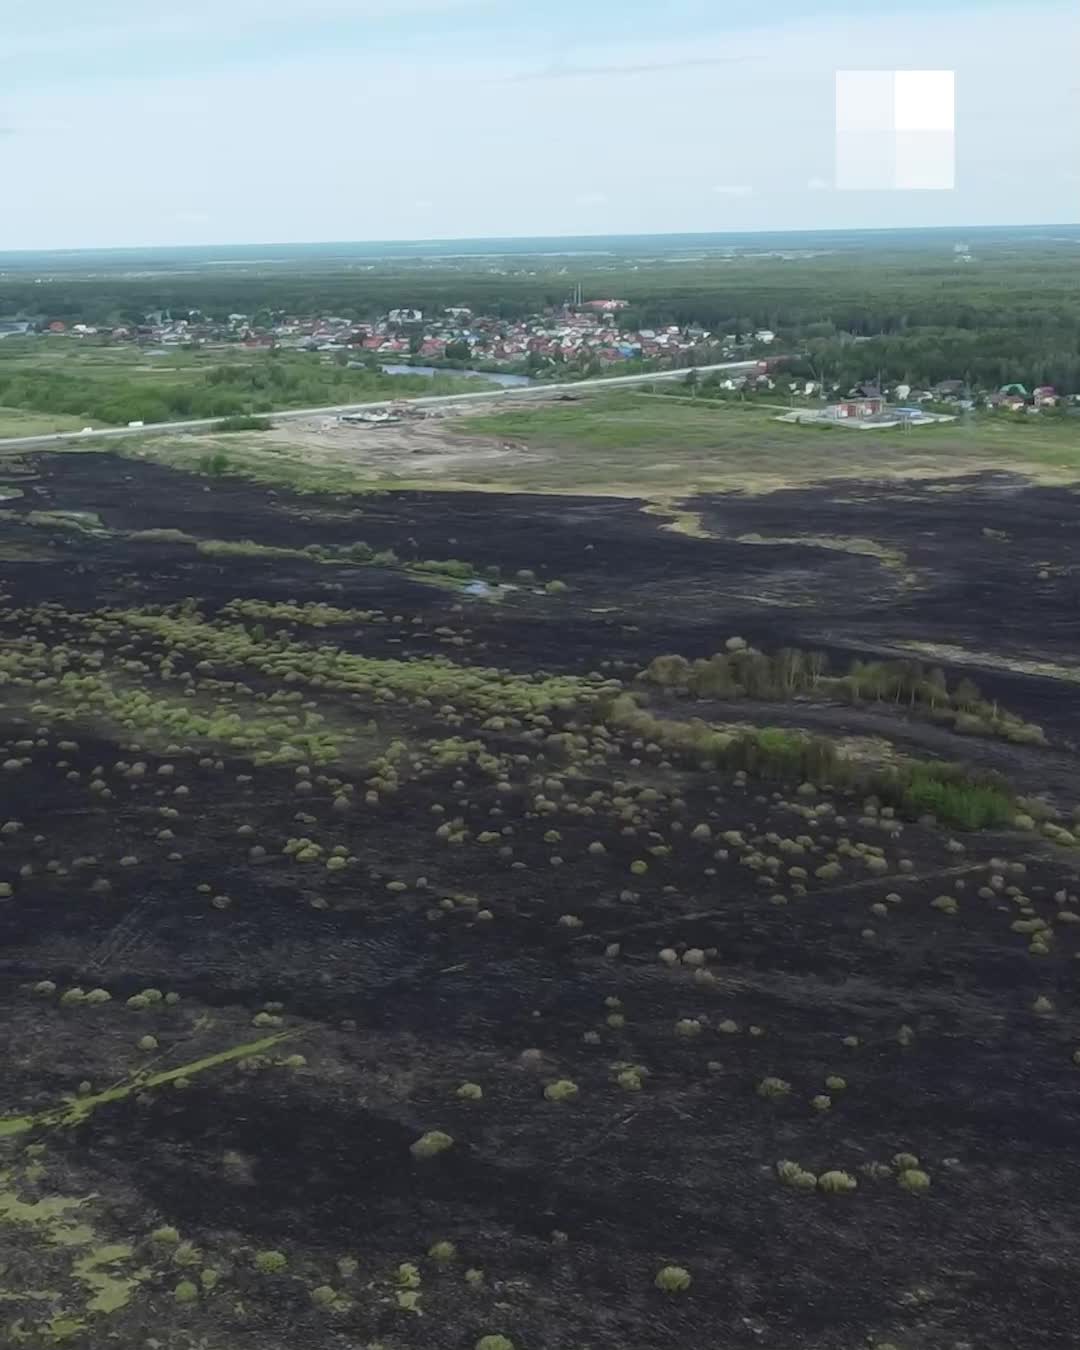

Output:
xmin=3 ymin=452 xmax=1080 ymax=1350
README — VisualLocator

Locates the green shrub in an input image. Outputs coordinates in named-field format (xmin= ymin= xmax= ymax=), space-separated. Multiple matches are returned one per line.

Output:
xmin=254 ymin=1250 xmax=288 ymax=1273
xmin=902 ymin=765 xmax=1012 ymax=829
xmin=130 ymin=528 xmax=197 ymax=544
xmin=396 ymin=1263 xmax=421 ymax=1288
xmin=409 ymin=558 xmax=477 ymax=580
xmin=817 ymin=1170 xmax=858 ymax=1193
xmin=214 ymin=416 xmax=272 ymax=432
xmin=777 ymin=1160 xmax=818 ymax=1190
xmin=654 ymin=1265 xmax=692 ymax=1292
xmin=898 ymin=1168 xmax=931 ymax=1193
xmin=198 ymin=451 xmax=231 ymax=476
xmin=410 ymin=1130 xmax=454 ymax=1158
xmin=543 ymin=1079 xmax=579 ymax=1102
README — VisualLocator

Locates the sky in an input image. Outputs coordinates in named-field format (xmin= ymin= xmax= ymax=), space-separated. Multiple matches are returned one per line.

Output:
xmin=1 ymin=0 xmax=1077 ymax=250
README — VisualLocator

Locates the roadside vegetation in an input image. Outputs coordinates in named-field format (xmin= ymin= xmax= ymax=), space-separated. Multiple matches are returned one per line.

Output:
xmin=0 ymin=350 xmax=490 ymax=429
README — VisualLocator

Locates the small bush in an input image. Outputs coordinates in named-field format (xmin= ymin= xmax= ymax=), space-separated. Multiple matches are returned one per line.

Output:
xmin=543 ymin=1079 xmax=579 ymax=1102
xmin=396 ymin=1263 xmax=421 ymax=1288
xmin=817 ymin=1170 xmax=858 ymax=1194
xmin=654 ymin=1265 xmax=692 ymax=1293
xmin=173 ymin=1280 xmax=198 ymax=1304
xmin=777 ymin=1160 xmax=818 ymax=1190
xmin=410 ymin=1130 xmax=454 ymax=1158
xmin=898 ymin=1168 xmax=931 ymax=1193
xmin=214 ymin=416 xmax=272 ymax=432
xmin=254 ymin=1250 xmax=288 ymax=1273
xmin=475 ymin=1336 xmax=516 ymax=1350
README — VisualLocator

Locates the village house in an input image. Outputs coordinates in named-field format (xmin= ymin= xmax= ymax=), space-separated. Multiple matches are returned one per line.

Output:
xmin=832 ymin=385 xmax=885 ymax=419
xmin=987 ymin=392 xmax=1027 ymax=411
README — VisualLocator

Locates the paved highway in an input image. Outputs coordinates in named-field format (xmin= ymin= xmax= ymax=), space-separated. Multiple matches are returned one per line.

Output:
xmin=0 ymin=361 xmax=763 ymax=452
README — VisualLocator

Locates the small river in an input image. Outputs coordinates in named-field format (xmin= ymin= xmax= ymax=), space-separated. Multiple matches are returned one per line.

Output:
xmin=379 ymin=363 xmax=533 ymax=388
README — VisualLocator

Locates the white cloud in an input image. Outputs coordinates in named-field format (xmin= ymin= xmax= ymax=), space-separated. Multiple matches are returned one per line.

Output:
xmin=575 ymin=192 xmax=608 ymax=206
xmin=807 ymin=176 xmax=829 ymax=191
xmin=712 ymin=184 xmax=753 ymax=197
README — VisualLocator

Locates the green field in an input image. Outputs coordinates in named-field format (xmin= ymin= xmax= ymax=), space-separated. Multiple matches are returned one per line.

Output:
xmin=0 ymin=406 xmax=94 ymax=438
xmin=455 ymin=392 xmax=1080 ymax=493
xmin=87 ymin=390 xmax=1080 ymax=512
xmin=0 ymin=336 xmax=237 ymax=379
xmin=0 ymin=338 xmax=492 ymax=430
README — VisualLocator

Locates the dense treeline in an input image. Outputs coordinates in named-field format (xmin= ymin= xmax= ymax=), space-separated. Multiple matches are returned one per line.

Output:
xmin=3 ymin=242 xmax=1080 ymax=334
xmin=779 ymin=328 xmax=1080 ymax=396
xmin=640 ymin=644 xmax=1047 ymax=746
xmin=3 ymin=240 xmax=1080 ymax=392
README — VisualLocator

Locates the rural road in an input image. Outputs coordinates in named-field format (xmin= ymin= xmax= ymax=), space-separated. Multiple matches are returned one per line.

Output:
xmin=0 ymin=360 xmax=764 ymax=452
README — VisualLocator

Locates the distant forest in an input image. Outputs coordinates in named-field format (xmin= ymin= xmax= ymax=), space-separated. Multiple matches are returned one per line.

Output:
xmin=3 ymin=237 xmax=1080 ymax=393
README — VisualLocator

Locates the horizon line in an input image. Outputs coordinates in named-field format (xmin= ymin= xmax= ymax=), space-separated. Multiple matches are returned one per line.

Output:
xmin=1 ymin=221 xmax=1077 ymax=260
